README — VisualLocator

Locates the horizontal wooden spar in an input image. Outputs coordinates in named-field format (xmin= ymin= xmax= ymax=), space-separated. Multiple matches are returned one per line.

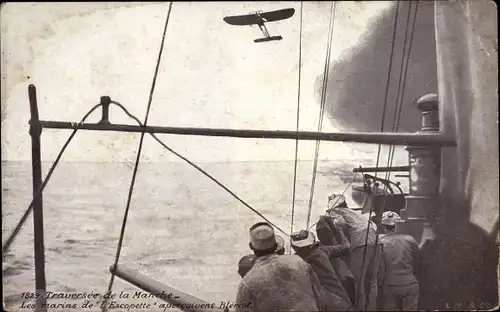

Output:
xmin=353 ymin=166 xmax=410 ymax=172
xmin=37 ymin=120 xmax=457 ymax=147
xmin=110 ymin=265 xmax=227 ymax=312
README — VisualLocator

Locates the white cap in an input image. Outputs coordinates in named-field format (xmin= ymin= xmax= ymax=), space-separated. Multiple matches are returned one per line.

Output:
xmin=381 ymin=211 xmax=401 ymax=226
xmin=327 ymin=194 xmax=347 ymax=211
xmin=291 ymin=230 xmax=316 ymax=248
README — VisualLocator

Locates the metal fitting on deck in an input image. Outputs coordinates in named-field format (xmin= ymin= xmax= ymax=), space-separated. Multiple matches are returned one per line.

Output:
xmin=417 ymin=93 xmax=439 ymax=131
xmin=406 ymin=94 xmax=441 ymax=195
xmin=398 ymin=94 xmax=442 ymax=243
xmin=98 ymin=96 xmax=111 ymax=124
xmin=28 ymin=119 xmax=43 ymax=137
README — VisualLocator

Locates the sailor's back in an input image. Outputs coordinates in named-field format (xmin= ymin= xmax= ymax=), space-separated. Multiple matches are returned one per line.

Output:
xmin=380 ymin=232 xmax=419 ymax=286
xmin=236 ymin=254 xmax=320 ymax=312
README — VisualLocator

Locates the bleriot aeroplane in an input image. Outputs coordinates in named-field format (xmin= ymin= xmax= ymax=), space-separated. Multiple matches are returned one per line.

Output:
xmin=223 ymin=8 xmax=295 ymax=43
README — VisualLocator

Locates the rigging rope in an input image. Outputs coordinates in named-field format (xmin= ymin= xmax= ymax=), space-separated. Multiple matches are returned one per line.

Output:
xmin=385 ymin=1 xmax=420 ymax=183
xmin=102 ymin=3 xmax=173 ymax=310
xmin=290 ymin=1 xmax=304 ymax=248
xmin=359 ymin=2 xmax=419 ymax=310
xmin=305 ymin=1 xmax=337 ymax=230
xmin=383 ymin=3 xmax=413 ymax=184
xmin=110 ymin=101 xmax=289 ymax=237
xmin=364 ymin=4 xmax=418 ymax=309
xmin=373 ymin=1 xmax=402 ymax=178
xmin=2 ymin=103 xmax=103 ymax=257
xmin=357 ymin=0 xmax=402 ymax=308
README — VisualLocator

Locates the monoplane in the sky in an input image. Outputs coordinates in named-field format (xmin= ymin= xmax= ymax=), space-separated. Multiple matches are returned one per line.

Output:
xmin=223 ymin=8 xmax=295 ymax=43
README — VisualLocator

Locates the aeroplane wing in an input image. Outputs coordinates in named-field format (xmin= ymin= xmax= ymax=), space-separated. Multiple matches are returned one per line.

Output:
xmin=260 ymin=8 xmax=295 ymax=22
xmin=223 ymin=14 xmax=263 ymax=26
xmin=223 ymin=8 xmax=295 ymax=26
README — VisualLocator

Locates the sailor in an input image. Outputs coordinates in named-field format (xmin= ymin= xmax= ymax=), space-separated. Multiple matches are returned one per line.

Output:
xmin=379 ymin=211 xmax=420 ymax=311
xmin=237 ymin=254 xmax=256 ymax=278
xmin=275 ymin=234 xmax=286 ymax=255
xmin=318 ymin=194 xmax=384 ymax=311
xmin=328 ymin=193 xmax=349 ymax=210
xmin=315 ymin=194 xmax=356 ymax=305
xmin=291 ymin=230 xmax=353 ymax=311
xmin=235 ymin=222 xmax=328 ymax=312
xmin=316 ymin=194 xmax=349 ymax=246
xmin=237 ymin=234 xmax=286 ymax=278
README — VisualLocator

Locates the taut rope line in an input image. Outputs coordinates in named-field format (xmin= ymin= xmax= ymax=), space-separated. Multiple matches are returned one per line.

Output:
xmin=380 ymin=0 xmax=414 ymax=187
xmin=102 ymin=3 xmax=173 ymax=311
xmin=373 ymin=0 xmax=402 ymax=177
xmin=305 ymin=1 xmax=337 ymax=230
xmin=357 ymin=0 xmax=402 ymax=308
xmin=360 ymin=2 xmax=419 ymax=310
xmin=110 ymin=101 xmax=289 ymax=236
xmin=2 ymin=103 xmax=103 ymax=257
xmin=385 ymin=0 xmax=420 ymax=182
xmin=290 ymin=1 xmax=304 ymax=248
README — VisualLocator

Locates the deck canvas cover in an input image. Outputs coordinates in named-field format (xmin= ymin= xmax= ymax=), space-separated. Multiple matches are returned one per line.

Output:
xmin=436 ymin=0 xmax=498 ymax=237
xmin=418 ymin=0 xmax=499 ymax=309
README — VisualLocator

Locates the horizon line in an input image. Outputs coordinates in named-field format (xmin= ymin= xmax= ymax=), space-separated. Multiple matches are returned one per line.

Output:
xmin=1 ymin=159 xmax=375 ymax=165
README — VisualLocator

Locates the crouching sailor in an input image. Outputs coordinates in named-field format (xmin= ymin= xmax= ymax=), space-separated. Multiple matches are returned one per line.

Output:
xmin=316 ymin=194 xmax=356 ymax=305
xmin=291 ymin=230 xmax=353 ymax=311
xmin=235 ymin=222 xmax=326 ymax=312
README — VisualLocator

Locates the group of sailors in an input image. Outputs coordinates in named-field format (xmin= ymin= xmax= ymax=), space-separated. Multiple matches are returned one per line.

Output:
xmin=235 ymin=194 xmax=420 ymax=312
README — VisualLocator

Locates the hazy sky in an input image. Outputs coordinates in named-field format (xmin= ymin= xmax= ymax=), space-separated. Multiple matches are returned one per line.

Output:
xmin=1 ymin=2 xmax=399 ymax=163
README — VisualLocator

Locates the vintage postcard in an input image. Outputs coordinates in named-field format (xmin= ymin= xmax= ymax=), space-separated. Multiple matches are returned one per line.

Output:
xmin=1 ymin=1 xmax=498 ymax=312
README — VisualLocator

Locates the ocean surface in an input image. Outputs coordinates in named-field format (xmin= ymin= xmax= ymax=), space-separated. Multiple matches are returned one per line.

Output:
xmin=2 ymin=160 xmax=384 ymax=311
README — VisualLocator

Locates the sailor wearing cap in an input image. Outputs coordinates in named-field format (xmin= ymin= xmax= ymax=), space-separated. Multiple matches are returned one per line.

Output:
xmin=235 ymin=222 xmax=327 ymax=312
xmin=381 ymin=211 xmax=400 ymax=226
xmin=291 ymin=230 xmax=353 ymax=311
xmin=379 ymin=211 xmax=420 ymax=311
xmin=327 ymin=194 xmax=348 ymax=212
xmin=315 ymin=196 xmax=357 ymax=305
xmin=316 ymin=194 xmax=349 ymax=248
xmin=237 ymin=234 xmax=286 ymax=278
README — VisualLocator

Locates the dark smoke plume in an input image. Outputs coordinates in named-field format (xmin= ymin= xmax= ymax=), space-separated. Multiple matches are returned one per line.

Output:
xmin=316 ymin=1 xmax=437 ymax=133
